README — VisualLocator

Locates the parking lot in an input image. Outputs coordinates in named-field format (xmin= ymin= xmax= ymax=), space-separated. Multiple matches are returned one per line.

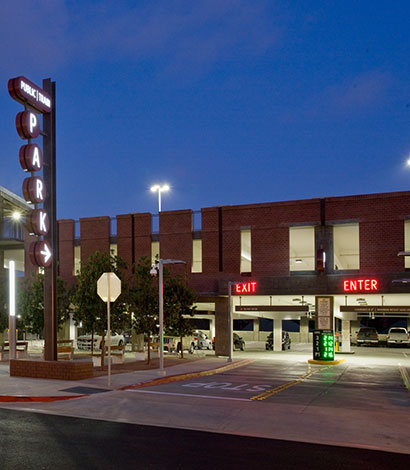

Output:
xmin=1 ymin=341 xmax=409 ymax=454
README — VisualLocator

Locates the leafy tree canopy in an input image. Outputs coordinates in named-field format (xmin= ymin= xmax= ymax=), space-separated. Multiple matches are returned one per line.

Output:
xmin=17 ymin=273 xmax=71 ymax=335
xmin=127 ymin=257 xmax=158 ymax=338
xmin=164 ymin=275 xmax=197 ymax=339
xmin=0 ymin=272 xmax=8 ymax=332
xmin=70 ymin=251 xmax=128 ymax=335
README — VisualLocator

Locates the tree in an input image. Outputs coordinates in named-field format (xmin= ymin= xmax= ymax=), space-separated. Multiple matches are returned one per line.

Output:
xmin=17 ymin=273 xmax=71 ymax=335
xmin=70 ymin=250 xmax=128 ymax=369
xmin=127 ymin=257 xmax=158 ymax=364
xmin=164 ymin=275 xmax=197 ymax=358
xmin=0 ymin=273 xmax=8 ymax=334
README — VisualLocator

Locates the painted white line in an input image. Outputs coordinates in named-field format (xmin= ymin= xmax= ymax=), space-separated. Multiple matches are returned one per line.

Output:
xmin=127 ymin=389 xmax=250 ymax=402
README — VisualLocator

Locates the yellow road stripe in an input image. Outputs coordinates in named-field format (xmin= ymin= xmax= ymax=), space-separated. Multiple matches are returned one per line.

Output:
xmin=250 ymin=365 xmax=330 ymax=401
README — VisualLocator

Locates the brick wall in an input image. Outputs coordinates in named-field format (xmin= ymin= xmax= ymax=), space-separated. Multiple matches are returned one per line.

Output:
xmin=58 ymin=219 xmax=75 ymax=281
xmin=202 ymin=207 xmax=220 ymax=274
xmin=10 ymin=359 xmax=93 ymax=380
xmin=55 ymin=190 xmax=410 ymax=295
xmin=116 ymin=213 xmax=151 ymax=277
xmin=326 ymin=192 xmax=410 ymax=274
xmin=159 ymin=209 xmax=192 ymax=277
xmin=79 ymin=216 xmax=111 ymax=263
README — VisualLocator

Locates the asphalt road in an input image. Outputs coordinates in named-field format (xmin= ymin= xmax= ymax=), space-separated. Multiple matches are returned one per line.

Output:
xmin=1 ymin=350 xmax=409 ymax=456
xmin=129 ymin=357 xmax=409 ymax=409
xmin=0 ymin=408 xmax=408 ymax=470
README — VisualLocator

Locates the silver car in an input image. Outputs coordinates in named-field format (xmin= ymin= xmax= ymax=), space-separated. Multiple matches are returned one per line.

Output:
xmin=386 ymin=327 xmax=410 ymax=347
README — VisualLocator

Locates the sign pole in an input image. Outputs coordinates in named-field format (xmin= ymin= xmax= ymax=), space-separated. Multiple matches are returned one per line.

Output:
xmin=159 ymin=261 xmax=165 ymax=376
xmin=228 ymin=281 xmax=232 ymax=362
xmin=43 ymin=78 xmax=57 ymax=361
xmin=107 ymin=274 xmax=111 ymax=387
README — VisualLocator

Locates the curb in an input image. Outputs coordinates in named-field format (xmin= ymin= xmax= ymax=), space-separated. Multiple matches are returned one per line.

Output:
xmin=0 ymin=395 xmax=86 ymax=403
xmin=121 ymin=359 xmax=254 ymax=391
xmin=308 ymin=359 xmax=345 ymax=366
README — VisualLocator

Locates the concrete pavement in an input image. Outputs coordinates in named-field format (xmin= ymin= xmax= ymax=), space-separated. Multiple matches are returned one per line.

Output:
xmin=0 ymin=345 xmax=409 ymax=456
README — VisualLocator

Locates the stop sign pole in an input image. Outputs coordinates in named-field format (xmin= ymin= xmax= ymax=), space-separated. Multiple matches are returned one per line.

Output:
xmin=97 ymin=273 xmax=121 ymax=387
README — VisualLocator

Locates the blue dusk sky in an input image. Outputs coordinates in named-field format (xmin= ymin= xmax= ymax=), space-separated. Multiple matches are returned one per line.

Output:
xmin=1 ymin=0 xmax=410 ymax=220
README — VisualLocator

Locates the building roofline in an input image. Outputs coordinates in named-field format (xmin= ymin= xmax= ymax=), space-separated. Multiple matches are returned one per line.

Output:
xmin=0 ymin=185 xmax=33 ymax=212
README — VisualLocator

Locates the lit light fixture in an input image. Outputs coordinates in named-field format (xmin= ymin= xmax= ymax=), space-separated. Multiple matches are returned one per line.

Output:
xmin=150 ymin=184 xmax=170 ymax=212
xmin=11 ymin=211 xmax=21 ymax=221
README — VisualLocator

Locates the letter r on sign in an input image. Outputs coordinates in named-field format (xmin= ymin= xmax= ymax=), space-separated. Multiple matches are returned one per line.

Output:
xmin=36 ymin=179 xmax=43 ymax=201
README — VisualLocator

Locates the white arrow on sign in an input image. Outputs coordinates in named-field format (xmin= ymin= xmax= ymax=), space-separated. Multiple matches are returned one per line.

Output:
xmin=40 ymin=242 xmax=51 ymax=263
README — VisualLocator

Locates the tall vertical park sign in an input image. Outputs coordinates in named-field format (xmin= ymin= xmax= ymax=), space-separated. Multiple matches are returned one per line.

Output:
xmin=8 ymin=76 xmax=58 ymax=361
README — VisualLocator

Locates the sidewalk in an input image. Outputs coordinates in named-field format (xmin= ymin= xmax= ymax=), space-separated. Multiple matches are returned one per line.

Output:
xmin=0 ymin=355 xmax=236 ymax=400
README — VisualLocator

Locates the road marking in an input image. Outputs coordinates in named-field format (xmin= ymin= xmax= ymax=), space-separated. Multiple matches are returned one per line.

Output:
xmin=127 ymin=389 xmax=250 ymax=402
xmin=181 ymin=382 xmax=272 ymax=392
xmin=250 ymin=366 xmax=330 ymax=401
xmin=122 ymin=359 xmax=254 ymax=391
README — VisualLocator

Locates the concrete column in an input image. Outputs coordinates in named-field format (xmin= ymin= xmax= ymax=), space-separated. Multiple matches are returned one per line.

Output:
xmin=351 ymin=320 xmax=360 ymax=345
xmin=210 ymin=316 xmax=215 ymax=339
xmin=254 ymin=318 xmax=260 ymax=341
xmin=300 ymin=317 xmax=309 ymax=343
xmin=341 ymin=320 xmax=351 ymax=353
xmin=215 ymin=297 xmax=229 ymax=356
xmin=273 ymin=318 xmax=282 ymax=352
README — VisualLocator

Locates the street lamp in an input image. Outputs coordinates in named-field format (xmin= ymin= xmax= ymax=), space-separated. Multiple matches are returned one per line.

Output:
xmin=151 ymin=258 xmax=186 ymax=376
xmin=9 ymin=260 xmax=16 ymax=360
xmin=150 ymin=184 xmax=170 ymax=212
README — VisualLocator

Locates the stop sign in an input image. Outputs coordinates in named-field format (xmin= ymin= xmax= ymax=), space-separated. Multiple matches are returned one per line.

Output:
xmin=97 ymin=272 xmax=121 ymax=302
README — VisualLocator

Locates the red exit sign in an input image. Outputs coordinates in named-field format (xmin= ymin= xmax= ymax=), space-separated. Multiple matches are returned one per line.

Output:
xmin=234 ymin=281 xmax=257 ymax=294
xmin=343 ymin=279 xmax=378 ymax=292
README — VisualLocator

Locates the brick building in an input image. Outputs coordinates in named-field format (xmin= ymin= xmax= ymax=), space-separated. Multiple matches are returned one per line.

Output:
xmin=53 ymin=190 xmax=410 ymax=355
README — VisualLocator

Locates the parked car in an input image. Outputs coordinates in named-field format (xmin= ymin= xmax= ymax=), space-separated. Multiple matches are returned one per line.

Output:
xmin=77 ymin=332 xmax=125 ymax=351
xmin=265 ymin=331 xmax=291 ymax=350
xmin=193 ymin=331 xmax=213 ymax=350
xmin=212 ymin=333 xmax=245 ymax=351
xmin=356 ymin=327 xmax=378 ymax=346
xmin=122 ymin=330 xmax=132 ymax=344
xmin=386 ymin=327 xmax=410 ymax=347
xmin=164 ymin=331 xmax=212 ymax=353
xmin=233 ymin=333 xmax=245 ymax=351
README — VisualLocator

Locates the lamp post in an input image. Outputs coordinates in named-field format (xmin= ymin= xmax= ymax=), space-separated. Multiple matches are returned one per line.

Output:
xmin=9 ymin=260 xmax=16 ymax=360
xmin=151 ymin=258 xmax=186 ymax=376
xmin=150 ymin=184 xmax=170 ymax=212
